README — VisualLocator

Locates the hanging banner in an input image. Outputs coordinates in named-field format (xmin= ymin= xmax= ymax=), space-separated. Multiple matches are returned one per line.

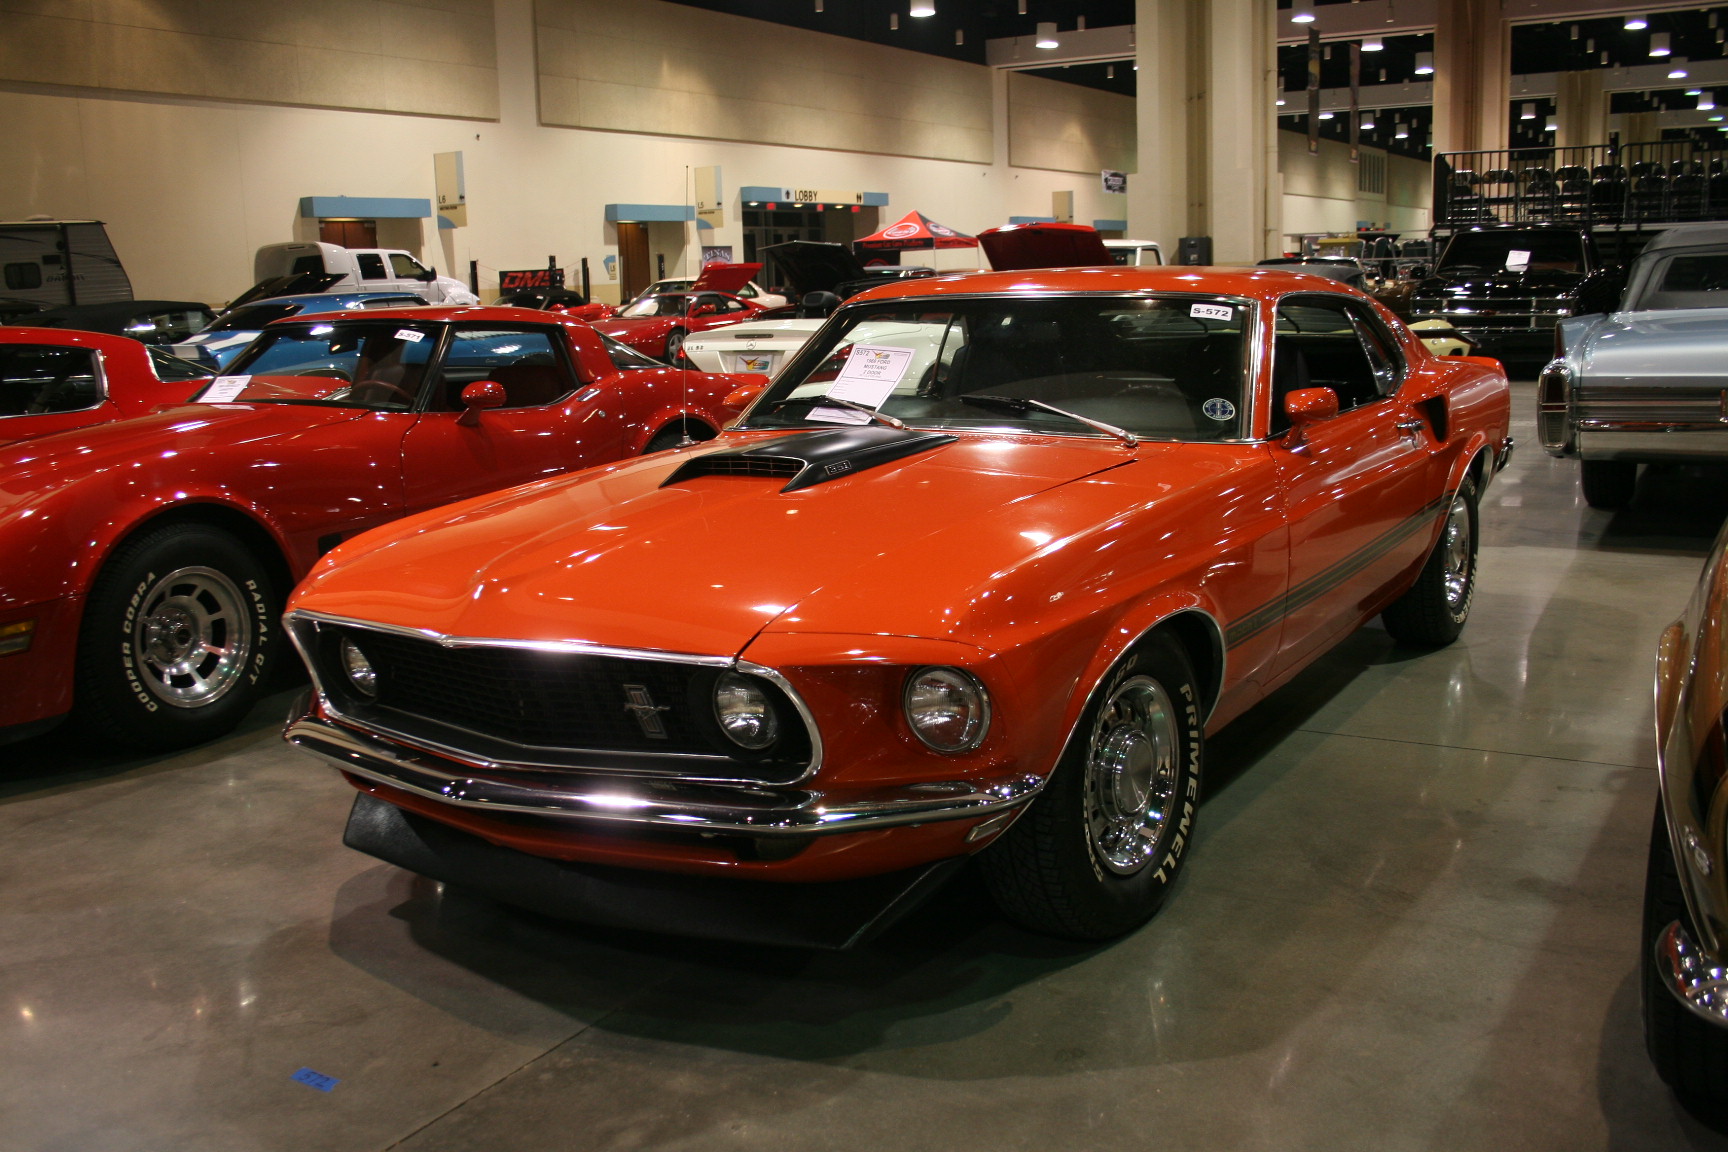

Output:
xmin=695 ymin=166 xmax=724 ymax=229
xmin=1349 ymin=43 xmax=1361 ymax=164
xmin=434 ymin=151 xmax=467 ymax=228
xmin=1307 ymin=28 xmax=1321 ymax=156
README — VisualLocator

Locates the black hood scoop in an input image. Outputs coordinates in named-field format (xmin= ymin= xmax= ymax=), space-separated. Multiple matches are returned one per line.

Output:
xmin=662 ymin=425 xmax=957 ymax=493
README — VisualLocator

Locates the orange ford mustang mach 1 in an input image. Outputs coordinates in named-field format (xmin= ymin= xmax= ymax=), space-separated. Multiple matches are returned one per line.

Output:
xmin=283 ymin=267 xmax=1513 ymax=948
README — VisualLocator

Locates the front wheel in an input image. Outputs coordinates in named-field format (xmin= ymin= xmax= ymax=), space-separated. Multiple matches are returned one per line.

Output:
xmin=979 ymin=632 xmax=1203 ymax=940
xmin=1382 ymin=474 xmax=1478 ymax=647
xmin=73 ymin=523 xmax=280 ymax=751
xmin=1581 ymin=458 xmax=1638 ymax=509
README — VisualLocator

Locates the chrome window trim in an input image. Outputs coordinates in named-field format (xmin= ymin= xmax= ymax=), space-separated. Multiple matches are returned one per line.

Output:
xmin=0 ymin=342 xmax=107 ymax=419
xmin=742 ymin=288 xmax=1269 ymax=446
xmin=285 ymin=609 xmax=824 ymax=786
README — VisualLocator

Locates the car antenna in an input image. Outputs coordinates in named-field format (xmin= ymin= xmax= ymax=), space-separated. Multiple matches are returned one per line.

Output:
xmin=679 ymin=165 xmax=696 ymax=447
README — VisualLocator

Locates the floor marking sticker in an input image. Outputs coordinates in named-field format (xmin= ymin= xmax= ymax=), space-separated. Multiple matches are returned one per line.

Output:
xmin=291 ymin=1067 xmax=340 ymax=1092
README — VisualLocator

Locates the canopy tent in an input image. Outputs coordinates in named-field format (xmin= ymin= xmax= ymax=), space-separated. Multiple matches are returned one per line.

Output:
xmin=855 ymin=210 xmax=977 ymax=251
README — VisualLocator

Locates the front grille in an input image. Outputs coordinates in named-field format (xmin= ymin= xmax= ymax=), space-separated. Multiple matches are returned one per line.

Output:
xmin=1412 ymin=297 xmax=1569 ymax=331
xmin=307 ymin=622 xmax=812 ymax=783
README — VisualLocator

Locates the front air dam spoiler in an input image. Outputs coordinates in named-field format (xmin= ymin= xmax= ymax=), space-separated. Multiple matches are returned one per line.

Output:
xmin=344 ymin=792 xmax=969 ymax=950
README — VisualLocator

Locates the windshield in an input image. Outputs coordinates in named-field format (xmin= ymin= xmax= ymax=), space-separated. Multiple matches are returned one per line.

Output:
xmin=745 ymin=294 xmax=1250 ymax=442
xmin=1437 ymin=232 xmax=1585 ymax=275
xmin=213 ymin=320 xmax=439 ymax=409
xmin=1628 ymin=248 xmax=1728 ymax=311
xmin=618 ymin=295 xmax=689 ymax=319
xmin=207 ymin=302 xmax=300 ymax=332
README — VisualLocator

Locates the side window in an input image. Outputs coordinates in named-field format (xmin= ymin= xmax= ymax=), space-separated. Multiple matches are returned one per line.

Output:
xmin=355 ymin=253 xmax=388 ymax=280
xmin=1347 ymin=306 xmax=1404 ymax=397
xmin=4 ymin=262 xmax=43 ymax=291
xmin=0 ymin=345 xmax=102 ymax=416
xmin=1272 ymin=297 xmax=1383 ymax=433
xmin=125 ymin=309 xmax=212 ymax=344
xmin=388 ymin=253 xmax=428 ymax=279
xmin=436 ymin=327 xmax=572 ymax=410
xmin=721 ymin=297 xmax=748 ymax=313
xmin=290 ymin=254 xmax=325 ymax=275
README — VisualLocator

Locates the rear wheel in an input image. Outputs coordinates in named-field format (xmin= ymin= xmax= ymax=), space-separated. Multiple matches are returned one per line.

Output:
xmin=1643 ymin=800 xmax=1728 ymax=1112
xmin=1382 ymin=474 xmax=1478 ymax=646
xmin=980 ymin=632 xmax=1203 ymax=940
xmin=663 ymin=328 xmax=689 ymax=365
xmin=73 ymin=523 xmax=279 ymax=751
xmin=1581 ymin=459 xmax=1638 ymax=508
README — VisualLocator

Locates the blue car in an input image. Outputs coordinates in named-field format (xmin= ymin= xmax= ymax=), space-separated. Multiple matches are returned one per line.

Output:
xmin=171 ymin=291 xmax=426 ymax=369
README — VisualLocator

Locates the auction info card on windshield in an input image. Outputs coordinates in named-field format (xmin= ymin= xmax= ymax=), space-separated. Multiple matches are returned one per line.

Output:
xmin=814 ymin=343 xmax=914 ymax=423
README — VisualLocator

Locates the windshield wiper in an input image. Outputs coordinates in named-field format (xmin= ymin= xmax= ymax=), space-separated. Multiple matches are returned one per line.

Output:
xmin=958 ymin=394 xmax=1138 ymax=446
xmin=759 ymin=395 xmax=908 ymax=430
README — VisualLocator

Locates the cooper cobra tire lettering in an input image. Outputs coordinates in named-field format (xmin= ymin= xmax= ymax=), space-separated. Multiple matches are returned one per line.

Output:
xmin=121 ymin=572 xmax=158 ymax=711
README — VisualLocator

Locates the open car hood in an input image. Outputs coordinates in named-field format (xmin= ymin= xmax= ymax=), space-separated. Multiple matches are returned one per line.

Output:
xmin=759 ymin=242 xmax=868 ymax=298
xmin=979 ymin=223 xmax=1112 ymax=271
xmin=224 ymin=272 xmax=346 ymax=312
xmin=690 ymin=262 xmax=763 ymax=296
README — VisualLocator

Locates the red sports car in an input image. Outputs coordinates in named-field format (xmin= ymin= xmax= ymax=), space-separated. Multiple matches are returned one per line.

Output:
xmin=0 ymin=306 xmax=762 ymax=749
xmin=282 ymin=268 xmax=1513 ymax=948
xmin=595 ymin=263 xmax=770 ymax=363
xmin=1 ymin=327 xmax=210 ymax=444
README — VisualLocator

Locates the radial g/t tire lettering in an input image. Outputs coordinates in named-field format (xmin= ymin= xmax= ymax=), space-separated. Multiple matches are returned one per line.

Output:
xmin=73 ymin=523 xmax=279 ymax=751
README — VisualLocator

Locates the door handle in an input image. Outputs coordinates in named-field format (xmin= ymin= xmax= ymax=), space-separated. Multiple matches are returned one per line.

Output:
xmin=1394 ymin=419 xmax=1425 ymax=433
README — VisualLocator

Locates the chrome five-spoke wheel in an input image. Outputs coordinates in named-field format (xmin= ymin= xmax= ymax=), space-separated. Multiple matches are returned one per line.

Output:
xmin=1440 ymin=491 xmax=1473 ymax=612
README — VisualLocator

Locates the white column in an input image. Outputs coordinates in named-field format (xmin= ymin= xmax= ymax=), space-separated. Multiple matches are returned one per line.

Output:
xmin=1205 ymin=0 xmax=1279 ymax=263
xmin=1129 ymin=0 xmax=1196 ymax=252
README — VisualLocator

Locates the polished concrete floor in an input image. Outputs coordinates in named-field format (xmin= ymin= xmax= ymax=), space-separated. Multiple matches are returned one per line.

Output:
xmin=7 ymin=379 xmax=1728 ymax=1151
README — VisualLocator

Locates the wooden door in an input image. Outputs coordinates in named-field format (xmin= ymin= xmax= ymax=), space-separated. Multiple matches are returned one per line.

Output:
xmin=320 ymin=219 xmax=377 ymax=248
xmin=617 ymin=222 xmax=650 ymax=299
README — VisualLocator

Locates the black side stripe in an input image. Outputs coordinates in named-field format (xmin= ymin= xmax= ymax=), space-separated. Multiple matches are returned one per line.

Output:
xmin=1224 ymin=489 xmax=1455 ymax=649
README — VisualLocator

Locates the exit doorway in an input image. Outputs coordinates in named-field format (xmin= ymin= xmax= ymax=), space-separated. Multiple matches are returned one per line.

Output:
xmin=319 ymin=219 xmax=377 ymax=248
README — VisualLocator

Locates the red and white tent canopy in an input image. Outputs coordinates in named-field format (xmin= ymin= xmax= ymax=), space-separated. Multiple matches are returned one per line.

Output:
xmin=855 ymin=210 xmax=978 ymax=251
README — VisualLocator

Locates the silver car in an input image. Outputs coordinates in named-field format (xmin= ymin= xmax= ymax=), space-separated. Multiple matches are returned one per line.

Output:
xmin=1538 ymin=223 xmax=1728 ymax=507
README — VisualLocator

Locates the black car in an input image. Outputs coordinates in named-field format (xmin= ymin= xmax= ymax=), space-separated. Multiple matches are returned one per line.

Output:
xmin=18 ymin=299 xmax=216 ymax=345
xmin=493 ymin=287 xmax=593 ymax=310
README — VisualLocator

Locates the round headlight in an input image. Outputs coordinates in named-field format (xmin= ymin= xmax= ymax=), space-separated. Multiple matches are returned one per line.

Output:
xmin=714 ymin=671 xmax=779 ymax=750
xmin=340 ymin=637 xmax=378 ymax=697
xmin=904 ymin=667 xmax=990 ymax=752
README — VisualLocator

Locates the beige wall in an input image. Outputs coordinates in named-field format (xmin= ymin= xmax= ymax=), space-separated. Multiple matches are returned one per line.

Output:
xmin=536 ymin=0 xmax=992 ymax=164
xmin=0 ymin=0 xmax=1128 ymax=306
xmin=1278 ymin=133 xmax=1432 ymax=241
xmin=1006 ymin=72 xmax=1135 ymax=175
xmin=0 ymin=0 xmax=498 ymax=120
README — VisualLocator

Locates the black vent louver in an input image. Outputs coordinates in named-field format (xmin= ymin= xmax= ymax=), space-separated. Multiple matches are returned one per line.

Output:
xmin=662 ymin=425 xmax=956 ymax=493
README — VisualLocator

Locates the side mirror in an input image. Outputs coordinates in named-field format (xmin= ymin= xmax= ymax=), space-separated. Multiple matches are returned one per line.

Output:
xmin=722 ymin=375 xmax=770 ymax=415
xmin=1283 ymin=387 xmax=1340 ymax=443
xmin=457 ymin=380 xmax=506 ymax=426
xmin=1574 ymin=266 xmax=1628 ymax=316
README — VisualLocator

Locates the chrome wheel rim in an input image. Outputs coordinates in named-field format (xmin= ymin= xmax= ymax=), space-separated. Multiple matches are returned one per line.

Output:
xmin=1440 ymin=492 xmax=1473 ymax=610
xmin=665 ymin=330 xmax=686 ymax=362
xmin=1083 ymin=675 xmax=1180 ymax=876
xmin=130 ymin=566 xmax=250 ymax=709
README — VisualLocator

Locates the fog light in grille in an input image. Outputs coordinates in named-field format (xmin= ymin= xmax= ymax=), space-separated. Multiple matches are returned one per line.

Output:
xmin=0 ymin=619 xmax=35 ymax=656
xmin=340 ymin=637 xmax=378 ymax=697
xmin=905 ymin=667 xmax=990 ymax=752
xmin=714 ymin=671 xmax=779 ymax=749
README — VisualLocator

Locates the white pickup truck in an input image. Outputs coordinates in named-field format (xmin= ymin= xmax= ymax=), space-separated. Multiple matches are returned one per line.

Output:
xmin=254 ymin=242 xmax=477 ymax=305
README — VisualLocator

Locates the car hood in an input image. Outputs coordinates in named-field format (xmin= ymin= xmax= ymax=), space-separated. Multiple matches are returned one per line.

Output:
xmin=0 ymin=400 xmax=373 ymax=485
xmin=294 ymin=433 xmax=1145 ymax=657
xmin=758 ymin=242 xmax=868 ymax=297
xmin=978 ymin=223 xmax=1111 ymax=271
xmin=691 ymin=263 xmax=762 ymax=296
xmin=1567 ymin=307 xmax=1728 ymax=380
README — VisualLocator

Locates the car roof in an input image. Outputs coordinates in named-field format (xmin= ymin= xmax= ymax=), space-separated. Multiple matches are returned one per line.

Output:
xmin=239 ymin=291 xmax=425 ymax=309
xmin=1641 ymin=223 xmax=1728 ymax=252
xmin=29 ymin=300 xmax=211 ymax=324
xmin=845 ymin=265 xmax=1364 ymax=304
xmin=262 ymin=304 xmax=592 ymax=327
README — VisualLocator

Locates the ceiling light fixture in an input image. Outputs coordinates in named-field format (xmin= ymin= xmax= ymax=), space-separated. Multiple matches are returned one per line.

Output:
xmin=1570 ymin=24 xmax=1579 ymax=39
xmin=1711 ymin=114 xmax=1725 ymax=121
xmin=1363 ymin=35 xmax=1383 ymax=51
xmin=1077 ymin=16 xmax=1086 ymax=30
xmin=1521 ymin=102 xmax=1536 ymax=119
xmin=1701 ymin=94 xmax=1717 ymax=110
xmin=1361 ymin=112 xmax=1376 ymax=129
xmin=1671 ymin=58 xmax=1690 ymax=78
xmin=1395 ymin=120 xmax=1409 ymax=139
xmin=1414 ymin=51 xmax=1434 ymax=75
xmin=910 ymin=0 xmax=935 ymax=16
xmin=1319 ymin=110 xmax=1335 ymax=120
xmin=1546 ymin=118 xmax=1558 ymax=131
xmin=1651 ymin=31 xmax=1671 ymax=56
xmin=955 ymin=28 xmax=963 ymax=44
xmin=1291 ymin=3 xmax=1316 ymax=24
xmin=1106 ymin=64 xmax=1114 ymax=78
xmin=1017 ymin=0 xmax=1026 ymax=13
xmin=890 ymin=12 xmax=899 ymax=30
xmin=1625 ymin=13 xmax=1649 ymax=30
xmin=1035 ymin=21 xmax=1058 ymax=48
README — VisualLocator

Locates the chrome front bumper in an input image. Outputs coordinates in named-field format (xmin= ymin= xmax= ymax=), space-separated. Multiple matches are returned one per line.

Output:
xmin=285 ymin=710 xmax=1044 ymax=837
xmin=1656 ymin=918 xmax=1728 ymax=1025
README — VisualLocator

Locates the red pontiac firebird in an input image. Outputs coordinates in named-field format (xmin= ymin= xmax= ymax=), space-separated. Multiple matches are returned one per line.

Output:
xmin=282 ymin=269 xmax=1512 ymax=948
xmin=595 ymin=263 xmax=770 ymax=363
xmin=0 ymin=306 xmax=762 ymax=749
xmin=1 ymin=327 xmax=211 ymax=444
